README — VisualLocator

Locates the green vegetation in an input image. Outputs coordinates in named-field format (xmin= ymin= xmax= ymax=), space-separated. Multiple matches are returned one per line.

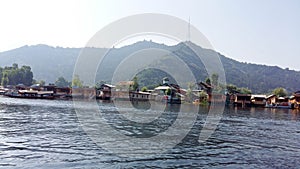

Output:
xmin=1 ymin=73 xmax=9 ymax=86
xmin=239 ymin=87 xmax=252 ymax=94
xmin=95 ymin=81 xmax=107 ymax=89
xmin=37 ymin=80 xmax=46 ymax=86
xmin=211 ymin=73 xmax=219 ymax=87
xmin=136 ymin=68 xmax=176 ymax=90
xmin=132 ymin=76 xmax=139 ymax=91
xmin=226 ymin=84 xmax=252 ymax=94
xmin=2 ymin=42 xmax=300 ymax=93
xmin=0 ymin=63 xmax=33 ymax=86
xmin=186 ymin=82 xmax=196 ymax=102
xmin=165 ymin=88 xmax=171 ymax=95
xmin=55 ymin=76 xmax=71 ymax=87
xmin=272 ymin=87 xmax=287 ymax=97
xmin=72 ymin=75 xmax=83 ymax=88
xmin=141 ymin=86 xmax=148 ymax=92
xmin=205 ymin=77 xmax=211 ymax=85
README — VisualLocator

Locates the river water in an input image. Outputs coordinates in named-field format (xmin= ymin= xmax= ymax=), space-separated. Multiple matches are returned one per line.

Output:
xmin=0 ymin=96 xmax=300 ymax=168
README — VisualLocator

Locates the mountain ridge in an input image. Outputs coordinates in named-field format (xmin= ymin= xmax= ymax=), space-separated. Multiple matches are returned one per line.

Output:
xmin=0 ymin=41 xmax=299 ymax=93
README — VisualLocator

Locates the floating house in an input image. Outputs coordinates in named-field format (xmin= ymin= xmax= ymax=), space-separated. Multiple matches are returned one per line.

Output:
xmin=150 ymin=78 xmax=182 ymax=104
xmin=251 ymin=95 xmax=266 ymax=107
xmin=287 ymin=91 xmax=300 ymax=108
xmin=0 ymin=86 xmax=8 ymax=95
xmin=72 ymin=87 xmax=96 ymax=99
xmin=196 ymin=82 xmax=226 ymax=104
xmin=211 ymin=93 xmax=226 ymax=103
xmin=151 ymin=85 xmax=181 ymax=104
xmin=112 ymin=81 xmax=134 ymax=100
xmin=16 ymin=84 xmax=27 ymax=90
xmin=277 ymin=96 xmax=289 ymax=103
xmin=197 ymin=81 xmax=212 ymax=102
xmin=97 ymin=84 xmax=115 ymax=100
xmin=5 ymin=89 xmax=54 ymax=99
xmin=264 ymin=95 xmax=295 ymax=109
xmin=115 ymin=81 xmax=134 ymax=91
xmin=129 ymin=91 xmax=151 ymax=101
xmin=266 ymin=94 xmax=277 ymax=105
xmin=43 ymin=84 xmax=71 ymax=98
xmin=234 ymin=94 xmax=252 ymax=107
xmin=30 ymin=84 xmax=42 ymax=91
xmin=3 ymin=83 xmax=72 ymax=100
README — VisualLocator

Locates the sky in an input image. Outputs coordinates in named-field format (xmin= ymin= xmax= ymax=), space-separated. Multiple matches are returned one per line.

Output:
xmin=0 ymin=0 xmax=300 ymax=70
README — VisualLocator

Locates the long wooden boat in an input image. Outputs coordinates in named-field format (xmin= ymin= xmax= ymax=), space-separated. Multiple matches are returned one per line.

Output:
xmin=4 ymin=90 xmax=55 ymax=100
xmin=265 ymin=102 xmax=293 ymax=109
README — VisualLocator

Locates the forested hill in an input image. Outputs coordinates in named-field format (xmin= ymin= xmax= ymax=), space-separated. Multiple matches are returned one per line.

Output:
xmin=220 ymin=54 xmax=300 ymax=93
xmin=0 ymin=45 xmax=81 ymax=83
xmin=0 ymin=42 xmax=299 ymax=93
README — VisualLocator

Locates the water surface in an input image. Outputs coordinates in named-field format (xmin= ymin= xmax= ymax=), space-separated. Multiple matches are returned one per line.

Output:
xmin=0 ymin=96 xmax=300 ymax=168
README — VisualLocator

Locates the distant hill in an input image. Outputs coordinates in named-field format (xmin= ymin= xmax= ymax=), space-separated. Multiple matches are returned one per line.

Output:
xmin=0 ymin=44 xmax=81 ymax=83
xmin=0 ymin=41 xmax=300 ymax=94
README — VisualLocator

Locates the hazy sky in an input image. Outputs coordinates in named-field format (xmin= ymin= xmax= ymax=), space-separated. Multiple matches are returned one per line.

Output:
xmin=0 ymin=0 xmax=300 ymax=70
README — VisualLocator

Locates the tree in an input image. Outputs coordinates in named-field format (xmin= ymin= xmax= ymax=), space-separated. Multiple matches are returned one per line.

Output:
xmin=1 ymin=72 xmax=9 ymax=86
xmin=72 ymin=75 xmax=83 ymax=88
xmin=226 ymin=84 xmax=251 ymax=94
xmin=272 ymin=87 xmax=287 ymax=97
xmin=20 ymin=66 xmax=33 ymax=86
xmin=165 ymin=88 xmax=171 ymax=95
xmin=226 ymin=84 xmax=238 ymax=94
xmin=0 ymin=64 xmax=33 ymax=86
xmin=95 ymin=80 xmax=107 ymax=89
xmin=211 ymin=73 xmax=219 ymax=87
xmin=38 ymin=80 xmax=46 ymax=86
xmin=239 ymin=87 xmax=252 ymax=94
xmin=199 ymin=90 xmax=207 ymax=98
xmin=0 ymin=67 xmax=3 ymax=83
xmin=185 ymin=82 xmax=196 ymax=102
xmin=55 ymin=76 xmax=70 ymax=87
xmin=132 ymin=76 xmax=139 ymax=91
xmin=141 ymin=86 xmax=148 ymax=92
xmin=12 ymin=63 xmax=18 ymax=69
xmin=205 ymin=77 xmax=211 ymax=85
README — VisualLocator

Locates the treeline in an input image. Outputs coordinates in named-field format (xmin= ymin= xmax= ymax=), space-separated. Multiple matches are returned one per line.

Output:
xmin=0 ymin=63 xmax=78 ymax=88
xmin=136 ymin=68 xmax=176 ymax=89
xmin=0 ymin=63 xmax=84 ymax=88
xmin=0 ymin=63 xmax=33 ymax=86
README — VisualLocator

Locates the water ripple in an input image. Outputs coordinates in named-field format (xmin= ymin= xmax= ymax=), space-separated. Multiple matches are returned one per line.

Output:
xmin=1 ymin=97 xmax=300 ymax=168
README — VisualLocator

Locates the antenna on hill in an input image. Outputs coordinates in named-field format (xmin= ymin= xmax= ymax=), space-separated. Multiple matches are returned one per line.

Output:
xmin=187 ymin=17 xmax=191 ymax=42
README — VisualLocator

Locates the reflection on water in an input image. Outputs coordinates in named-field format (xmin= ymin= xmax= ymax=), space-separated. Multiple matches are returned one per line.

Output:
xmin=101 ymin=101 xmax=181 ymax=138
xmin=0 ymin=96 xmax=300 ymax=168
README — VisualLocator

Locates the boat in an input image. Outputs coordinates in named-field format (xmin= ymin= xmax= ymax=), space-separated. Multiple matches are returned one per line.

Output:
xmin=4 ymin=90 xmax=55 ymax=99
xmin=0 ymin=87 xmax=8 ymax=95
xmin=265 ymin=102 xmax=292 ymax=109
xmin=0 ymin=90 xmax=6 ymax=95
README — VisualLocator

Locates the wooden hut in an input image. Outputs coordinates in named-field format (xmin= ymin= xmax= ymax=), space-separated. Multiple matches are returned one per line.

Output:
xmin=234 ymin=94 xmax=252 ymax=108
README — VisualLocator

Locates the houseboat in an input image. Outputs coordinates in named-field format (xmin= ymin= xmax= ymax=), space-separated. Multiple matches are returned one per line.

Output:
xmin=265 ymin=96 xmax=296 ymax=109
xmin=129 ymin=91 xmax=151 ymax=101
xmin=3 ymin=84 xmax=72 ymax=100
xmin=43 ymin=84 xmax=72 ymax=99
xmin=0 ymin=86 xmax=8 ymax=95
xmin=291 ymin=91 xmax=300 ymax=108
xmin=265 ymin=102 xmax=292 ymax=109
xmin=151 ymin=85 xmax=182 ymax=104
xmin=72 ymin=87 xmax=96 ymax=99
xmin=5 ymin=89 xmax=55 ymax=99
xmin=234 ymin=94 xmax=252 ymax=108
xmin=251 ymin=95 xmax=266 ymax=107
xmin=96 ymin=84 xmax=115 ymax=100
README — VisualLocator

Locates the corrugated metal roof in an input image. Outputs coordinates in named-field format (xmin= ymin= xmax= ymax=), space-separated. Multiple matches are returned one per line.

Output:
xmin=154 ymin=86 xmax=171 ymax=90
xmin=251 ymin=95 xmax=266 ymax=99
